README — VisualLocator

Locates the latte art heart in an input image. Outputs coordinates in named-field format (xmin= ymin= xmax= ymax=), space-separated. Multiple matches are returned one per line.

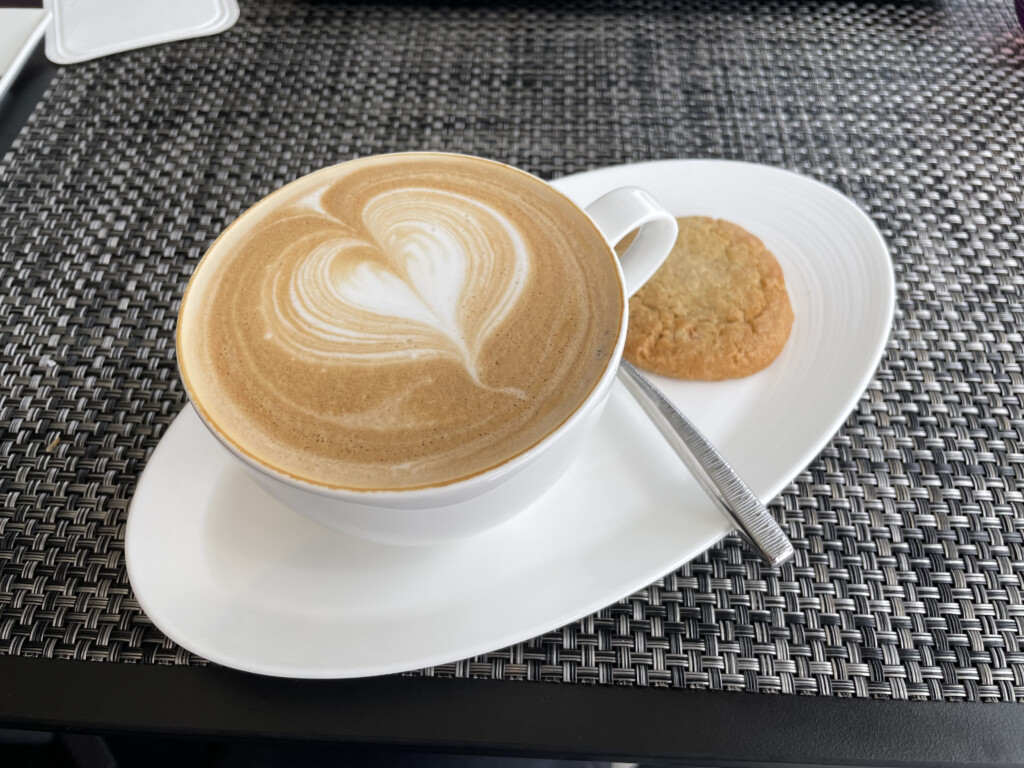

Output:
xmin=268 ymin=187 xmax=530 ymax=390
xmin=178 ymin=154 xmax=623 ymax=490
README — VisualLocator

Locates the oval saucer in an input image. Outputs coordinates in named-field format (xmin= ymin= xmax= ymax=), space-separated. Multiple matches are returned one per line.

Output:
xmin=125 ymin=159 xmax=894 ymax=678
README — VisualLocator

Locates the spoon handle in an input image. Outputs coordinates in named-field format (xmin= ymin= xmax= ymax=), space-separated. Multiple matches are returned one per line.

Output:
xmin=617 ymin=361 xmax=794 ymax=567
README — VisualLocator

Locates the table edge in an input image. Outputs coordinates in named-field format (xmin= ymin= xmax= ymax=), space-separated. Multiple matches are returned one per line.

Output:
xmin=1 ymin=655 xmax=1022 ymax=766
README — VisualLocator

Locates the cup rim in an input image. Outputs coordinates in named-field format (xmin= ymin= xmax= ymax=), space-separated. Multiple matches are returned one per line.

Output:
xmin=176 ymin=151 xmax=629 ymax=500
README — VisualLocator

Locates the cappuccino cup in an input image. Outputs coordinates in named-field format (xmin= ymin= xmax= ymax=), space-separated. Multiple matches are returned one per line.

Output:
xmin=177 ymin=152 xmax=676 ymax=544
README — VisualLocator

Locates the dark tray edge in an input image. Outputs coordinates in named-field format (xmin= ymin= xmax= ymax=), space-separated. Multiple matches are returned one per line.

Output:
xmin=1 ymin=655 xmax=1023 ymax=767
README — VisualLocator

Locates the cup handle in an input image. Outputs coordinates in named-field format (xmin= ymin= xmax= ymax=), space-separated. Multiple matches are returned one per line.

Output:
xmin=585 ymin=187 xmax=678 ymax=296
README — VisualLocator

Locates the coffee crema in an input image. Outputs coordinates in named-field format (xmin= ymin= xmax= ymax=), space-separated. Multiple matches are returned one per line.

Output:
xmin=178 ymin=154 xmax=623 ymax=490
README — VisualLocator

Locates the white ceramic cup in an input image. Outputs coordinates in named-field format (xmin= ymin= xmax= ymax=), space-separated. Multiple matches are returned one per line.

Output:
xmin=180 ymin=156 xmax=677 ymax=545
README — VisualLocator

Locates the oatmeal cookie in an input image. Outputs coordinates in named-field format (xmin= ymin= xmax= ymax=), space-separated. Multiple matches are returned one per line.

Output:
xmin=619 ymin=216 xmax=793 ymax=380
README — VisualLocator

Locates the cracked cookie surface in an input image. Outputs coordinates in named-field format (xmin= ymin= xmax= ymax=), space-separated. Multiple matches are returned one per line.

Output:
xmin=618 ymin=216 xmax=793 ymax=380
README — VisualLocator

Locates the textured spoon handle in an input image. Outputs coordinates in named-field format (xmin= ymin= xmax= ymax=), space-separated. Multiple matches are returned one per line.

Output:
xmin=617 ymin=361 xmax=794 ymax=567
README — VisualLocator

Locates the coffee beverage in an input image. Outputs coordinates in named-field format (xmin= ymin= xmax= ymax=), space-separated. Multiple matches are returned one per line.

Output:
xmin=177 ymin=154 xmax=623 ymax=490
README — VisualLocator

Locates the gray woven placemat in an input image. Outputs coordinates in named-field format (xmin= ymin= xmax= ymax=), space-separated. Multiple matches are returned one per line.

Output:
xmin=1 ymin=0 xmax=1023 ymax=702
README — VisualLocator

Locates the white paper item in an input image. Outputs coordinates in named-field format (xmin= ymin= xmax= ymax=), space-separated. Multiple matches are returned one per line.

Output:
xmin=44 ymin=0 xmax=239 ymax=65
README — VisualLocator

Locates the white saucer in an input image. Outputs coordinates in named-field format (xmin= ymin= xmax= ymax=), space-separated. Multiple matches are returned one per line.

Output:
xmin=0 ymin=9 xmax=50 ymax=103
xmin=125 ymin=159 xmax=894 ymax=678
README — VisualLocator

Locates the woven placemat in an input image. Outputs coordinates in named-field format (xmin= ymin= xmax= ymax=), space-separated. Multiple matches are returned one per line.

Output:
xmin=1 ymin=0 xmax=1023 ymax=702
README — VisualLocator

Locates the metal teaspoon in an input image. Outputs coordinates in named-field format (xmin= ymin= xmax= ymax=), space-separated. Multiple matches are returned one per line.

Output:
xmin=617 ymin=361 xmax=795 ymax=567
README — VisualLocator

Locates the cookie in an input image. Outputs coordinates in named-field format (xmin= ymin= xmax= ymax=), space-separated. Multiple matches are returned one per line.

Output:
xmin=619 ymin=216 xmax=793 ymax=380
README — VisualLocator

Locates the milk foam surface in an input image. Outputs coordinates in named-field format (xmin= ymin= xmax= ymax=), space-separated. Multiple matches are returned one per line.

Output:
xmin=178 ymin=154 xmax=622 ymax=489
